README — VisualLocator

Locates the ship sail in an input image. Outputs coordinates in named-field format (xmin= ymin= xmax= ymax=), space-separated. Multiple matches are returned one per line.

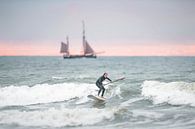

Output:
xmin=83 ymin=41 xmax=95 ymax=55
xmin=82 ymin=21 xmax=96 ymax=56
xmin=60 ymin=42 xmax=68 ymax=53
xmin=60 ymin=37 xmax=69 ymax=56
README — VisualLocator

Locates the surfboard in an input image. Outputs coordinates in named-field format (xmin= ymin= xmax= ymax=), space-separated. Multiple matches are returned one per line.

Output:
xmin=87 ymin=95 xmax=106 ymax=101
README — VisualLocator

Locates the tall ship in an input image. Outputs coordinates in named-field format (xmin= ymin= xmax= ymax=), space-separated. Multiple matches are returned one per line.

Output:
xmin=60 ymin=21 xmax=97 ymax=59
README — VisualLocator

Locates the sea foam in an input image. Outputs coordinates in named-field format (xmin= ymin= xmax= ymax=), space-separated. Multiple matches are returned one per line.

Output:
xmin=0 ymin=82 xmax=121 ymax=107
xmin=141 ymin=81 xmax=195 ymax=106
xmin=0 ymin=107 xmax=115 ymax=127
xmin=0 ymin=83 xmax=97 ymax=107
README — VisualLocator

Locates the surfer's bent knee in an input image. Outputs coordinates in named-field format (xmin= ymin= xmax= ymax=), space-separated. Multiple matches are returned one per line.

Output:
xmin=96 ymin=82 xmax=102 ymax=88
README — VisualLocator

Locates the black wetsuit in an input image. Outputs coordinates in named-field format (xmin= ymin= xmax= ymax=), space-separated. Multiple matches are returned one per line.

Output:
xmin=96 ymin=75 xmax=112 ymax=97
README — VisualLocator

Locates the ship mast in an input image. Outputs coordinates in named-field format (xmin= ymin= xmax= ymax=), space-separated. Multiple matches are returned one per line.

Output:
xmin=66 ymin=36 xmax=69 ymax=56
xmin=82 ymin=21 xmax=85 ymax=43
xmin=82 ymin=21 xmax=86 ymax=55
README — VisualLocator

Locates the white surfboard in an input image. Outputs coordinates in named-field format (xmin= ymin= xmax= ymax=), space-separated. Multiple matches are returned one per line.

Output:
xmin=87 ymin=95 xmax=106 ymax=101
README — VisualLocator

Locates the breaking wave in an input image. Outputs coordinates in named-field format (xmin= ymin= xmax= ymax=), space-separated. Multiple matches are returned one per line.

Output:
xmin=0 ymin=83 xmax=97 ymax=107
xmin=0 ymin=82 xmax=121 ymax=107
xmin=141 ymin=81 xmax=195 ymax=106
xmin=0 ymin=107 xmax=116 ymax=127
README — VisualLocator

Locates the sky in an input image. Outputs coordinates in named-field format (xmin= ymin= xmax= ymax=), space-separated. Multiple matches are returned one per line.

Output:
xmin=0 ymin=0 xmax=195 ymax=56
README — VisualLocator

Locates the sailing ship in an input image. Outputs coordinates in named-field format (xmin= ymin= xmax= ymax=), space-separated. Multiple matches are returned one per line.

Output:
xmin=60 ymin=21 xmax=97 ymax=59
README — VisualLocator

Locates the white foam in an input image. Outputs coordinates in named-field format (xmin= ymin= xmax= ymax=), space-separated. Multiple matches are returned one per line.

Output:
xmin=52 ymin=76 xmax=67 ymax=79
xmin=132 ymin=109 xmax=164 ymax=119
xmin=52 ymin=75 xmax=91 ymax=80
xmin=141 ymin=80 xmax=195 ymax=106
xmin=106 ymin=86 xmax=122 ymax=99
xmin=0 ymin=83 xmax=97 ymax=107
xmin=0 ymin=107 xmax=115 ymax=127
xmin=120 ymin=97 xmax=144 ymax=107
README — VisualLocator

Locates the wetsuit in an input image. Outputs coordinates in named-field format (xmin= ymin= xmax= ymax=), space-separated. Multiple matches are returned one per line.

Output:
xmin=96 ymin=75 xmax=112 ymax=97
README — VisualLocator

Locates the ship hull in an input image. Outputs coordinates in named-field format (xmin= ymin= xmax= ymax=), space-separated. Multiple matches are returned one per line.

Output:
xmin=63 ymin=55 xmax=96 ymax=59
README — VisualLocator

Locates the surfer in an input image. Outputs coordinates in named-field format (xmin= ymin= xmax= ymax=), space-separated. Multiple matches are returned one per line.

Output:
xmin=96 ymin=73 xmax=112 ymax=98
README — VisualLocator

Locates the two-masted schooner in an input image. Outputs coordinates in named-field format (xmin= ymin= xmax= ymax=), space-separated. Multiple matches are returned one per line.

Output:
xmin=60 ymin=21 xmax=97 ymax=59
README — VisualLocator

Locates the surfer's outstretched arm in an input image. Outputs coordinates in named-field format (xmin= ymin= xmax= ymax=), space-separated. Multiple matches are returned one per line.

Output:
xmin=106 ymin=77 xmax=112 ymax=82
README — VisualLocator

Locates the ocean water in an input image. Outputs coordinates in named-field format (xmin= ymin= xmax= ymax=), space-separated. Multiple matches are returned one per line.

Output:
xmin=0 ymin=56 xmax=195 ymax=129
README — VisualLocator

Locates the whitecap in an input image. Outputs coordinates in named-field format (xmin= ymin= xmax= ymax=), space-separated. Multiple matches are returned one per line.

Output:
xmin=0 ymin=107 xmax=116 ymax=127
xmin=0 ymin=83 xmax=97 ymax=107
xmin=141 ymin=80 xmax=195 ymax=106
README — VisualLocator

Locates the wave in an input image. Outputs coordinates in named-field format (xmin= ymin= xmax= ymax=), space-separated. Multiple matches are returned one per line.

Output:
xmin=0 ymin=82 xmax=121 ymax=107
xmin=141 ymin=80 xmax=195 ymax=106
xmin=52 ymin=76 xmax=67 ymax=80
xmin=52 ymin=75 xmax=92 ymax=80
xmin=0 ymin=83 xmax=97 ymax=107
xmin=0 ymin=107 xmax=116 ymax=127
xmin=120 ymin=97 xmax=144 ymax=107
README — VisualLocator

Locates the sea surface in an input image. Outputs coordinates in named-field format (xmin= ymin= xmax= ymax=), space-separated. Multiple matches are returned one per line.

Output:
xmin=0 ymin=56 xmax=195 ymax=129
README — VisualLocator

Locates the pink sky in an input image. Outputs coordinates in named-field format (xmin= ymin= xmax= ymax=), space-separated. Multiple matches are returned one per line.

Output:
xmin=1 ymin=0 xmax=194 ymax=57
xmin=0 ymin=41 xmax=195 ymax=56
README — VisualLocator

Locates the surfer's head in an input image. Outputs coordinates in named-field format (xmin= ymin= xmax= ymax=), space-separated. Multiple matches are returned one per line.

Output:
xmin=103 ymin=72 xmax=108 ymax=77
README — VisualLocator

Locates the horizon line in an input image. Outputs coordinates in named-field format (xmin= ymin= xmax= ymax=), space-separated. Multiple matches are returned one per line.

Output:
xmin=1 ymin=55 xmax=195 ymax=57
